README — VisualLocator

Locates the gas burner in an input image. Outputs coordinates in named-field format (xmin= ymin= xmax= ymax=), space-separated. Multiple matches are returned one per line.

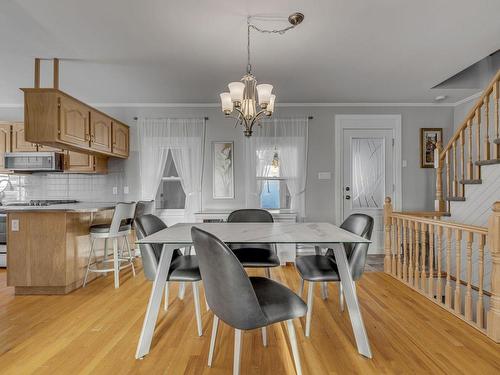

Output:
xmin=29 ymin=199 xmax=79 ymax=206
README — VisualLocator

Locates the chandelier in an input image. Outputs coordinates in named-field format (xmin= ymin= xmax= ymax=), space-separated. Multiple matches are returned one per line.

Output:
xmin=219 ymin=12 xmax=304 ymax=136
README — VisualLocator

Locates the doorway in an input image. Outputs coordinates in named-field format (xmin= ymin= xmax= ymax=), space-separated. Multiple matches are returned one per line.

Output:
xmin=334 ymin=115 xmax=402 ymax=254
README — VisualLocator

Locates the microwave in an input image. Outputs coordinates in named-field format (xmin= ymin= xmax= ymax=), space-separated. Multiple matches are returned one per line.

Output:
xmin=4 ymin=152 xmax=64 ymax=172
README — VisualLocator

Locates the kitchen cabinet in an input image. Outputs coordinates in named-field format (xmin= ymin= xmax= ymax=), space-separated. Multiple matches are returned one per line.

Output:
xmin=90 ymin=110 xmax=112 ymax=153
xmin=0 ymin=123 xmax=11 ymax=172
xmin=22 ymin=88 xmax=129 ymax=159
xmin=64 ymin=151 xmax=107 ymax=174
xmin=112 ymin=122 xmax=129 ymax=157
xmin=12 ymin=123 xmax=38 ymax=152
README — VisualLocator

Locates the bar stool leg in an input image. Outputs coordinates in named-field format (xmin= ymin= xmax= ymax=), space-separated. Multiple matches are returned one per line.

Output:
xmin=113 ymin=237 xmax=119 ymax=288
xmin=103 ymin=238 xmax=108 ymax=276
xmin=83 ymin=237 xmax=97 ymax=287
xmin=125 ymin=236 xmax=136 ymax=277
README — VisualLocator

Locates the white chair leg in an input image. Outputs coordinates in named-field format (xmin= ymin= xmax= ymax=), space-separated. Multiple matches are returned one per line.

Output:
xmin=208 ymin=315 xmax=219 ymax=367
xmin=205 ymin=295 xmax=210 ymax=311
xmin=338 ymin=282 xmax=344 ymax=312
xmin=233 ymin=329 xmax=242 ymax=375
xmin=125 ymin=236 xmax=136 ymax=277
xmin=321 ymin=282 xmax=329 ymax=300
xmin=305 ymin=282 xmax=314 ymax=337
xmin=178 ymin=282 xmax=186 ymax=300
xmin=192 ymin=282 xmax=203 ymax=337
xmin=83 ymin=238 xmax=96 ymax=287
xmin=265 ymin=268 xmax=271 ymax=278
xmin=298 ymin=278 xmax=304 ymax=298
xmin=113 ymin=238 xmax=119 ymax=289
xmin=164 ymin=282 xmax=169 ymax=311
xmin=261 ymin=326 xmax=267 ymax=347
xmin=286 ymin=320 xmax=303 ymax=375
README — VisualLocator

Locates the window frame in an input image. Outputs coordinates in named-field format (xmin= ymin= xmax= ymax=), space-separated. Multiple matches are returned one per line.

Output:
xmin=155 ymin=150 xmax=187 ymax=213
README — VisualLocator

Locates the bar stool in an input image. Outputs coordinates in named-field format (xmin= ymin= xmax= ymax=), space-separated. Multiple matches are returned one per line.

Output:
xmin=83 ymin=202 xmax=137 ymax=289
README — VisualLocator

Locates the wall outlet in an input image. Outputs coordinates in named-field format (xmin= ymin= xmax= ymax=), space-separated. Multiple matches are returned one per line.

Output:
xmin=402 ymin=160 xmax=407 ymax=168
xmin=112 ymin=186 xmax=118 ymax=195
xmin=318 ymin=172 xmax=331 ymax=180
xmin=11 ymin=219 xmax=19 ymax=232
xmin=124 ymin=186 xmax=129 ymax=194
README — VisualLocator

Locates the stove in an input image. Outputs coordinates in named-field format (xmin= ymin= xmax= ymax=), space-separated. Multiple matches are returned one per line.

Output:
xmin=28 ymin=199 xmax=79 ymax=206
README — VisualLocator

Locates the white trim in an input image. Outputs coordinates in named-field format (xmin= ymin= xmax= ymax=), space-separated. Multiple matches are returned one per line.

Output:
xmin=333 ymin=115 xmax=402 ymax=225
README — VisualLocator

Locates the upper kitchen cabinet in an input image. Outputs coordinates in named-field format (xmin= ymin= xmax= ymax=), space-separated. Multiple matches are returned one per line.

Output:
xmin=112 ymin=122 xmax=129 ymax=157
xmin=12 ymin=123 xmax=38 ymax=152
xmin=0 ymin=123 xmax=12 ymax=172
xmin=64 ymin=150 xmax=107 ymax=174
xmin=22 ymin=89 xmax=129 ymax=159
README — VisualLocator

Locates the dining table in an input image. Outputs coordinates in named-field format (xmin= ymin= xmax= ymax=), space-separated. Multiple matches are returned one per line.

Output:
xmin=135 ymin=222 xmax=373 ymax=359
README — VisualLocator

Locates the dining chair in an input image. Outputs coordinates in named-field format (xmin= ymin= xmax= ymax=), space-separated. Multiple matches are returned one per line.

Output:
xmin=131 ymin=200 xmax=155 ymax=255
xmin=83 ymin=202 xmax=137 ymax=289
xmin=227 ymin=209 xmax=280 ymax=278
xmin=135 ymin=214 xmax=203 ymax=336
xmin=191 ymin=226 xmax=306 ymax=375
xmin=295 ymin=213 xmax=374 ymax=337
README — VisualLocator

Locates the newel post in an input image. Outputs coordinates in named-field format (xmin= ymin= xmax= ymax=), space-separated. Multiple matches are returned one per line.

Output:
xmin=434 ymin=140 xmax=446 ymax=212
xmin=487 ymin=201 xmax=500 ymax=342
xmin=384 ymin=197 xmax=393 ymax=273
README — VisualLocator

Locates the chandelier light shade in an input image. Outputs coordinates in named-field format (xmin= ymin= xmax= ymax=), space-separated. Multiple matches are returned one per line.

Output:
xmin=220 ymin=12 xmax=304 ymax=136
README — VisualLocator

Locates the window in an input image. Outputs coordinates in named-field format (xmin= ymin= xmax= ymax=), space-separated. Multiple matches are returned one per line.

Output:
xmin=155 ymin=150 xmax=186 ymax=209
xmin=258 ymin=151 xmax=291 ymax=209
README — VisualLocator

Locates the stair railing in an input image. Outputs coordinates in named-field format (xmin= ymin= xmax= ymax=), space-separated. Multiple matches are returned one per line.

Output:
xmin=435 ymin=69 xmax=500 ymax=212
xmin=384 ymin=197 xmax=500 ymax=342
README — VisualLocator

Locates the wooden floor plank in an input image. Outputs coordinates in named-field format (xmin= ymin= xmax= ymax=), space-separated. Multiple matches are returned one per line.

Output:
xmin=0 ymin=264 xmax=499 ymax=374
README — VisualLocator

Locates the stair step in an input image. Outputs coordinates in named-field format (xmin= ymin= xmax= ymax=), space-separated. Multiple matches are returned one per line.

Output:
xmin=493 ymin=138 xmax=500 ymax=145
xmin=447 ymin=196 xmax=466 ymax=201
xmin=475 ymin=158 xmax=500 ymax=166
xmin=459 ymin=179 xmax=482 ymax=184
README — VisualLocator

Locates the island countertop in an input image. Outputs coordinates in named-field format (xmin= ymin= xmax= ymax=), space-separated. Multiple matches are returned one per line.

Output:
xmin=1 ymin=202 xmax=116 ymax=213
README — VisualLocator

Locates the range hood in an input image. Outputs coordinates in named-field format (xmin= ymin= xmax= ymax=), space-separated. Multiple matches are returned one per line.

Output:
xmin=4 ymin=152 xmax=64 ymax=172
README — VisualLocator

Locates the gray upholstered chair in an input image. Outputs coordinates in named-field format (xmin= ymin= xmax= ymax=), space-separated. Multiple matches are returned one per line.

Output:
xmin=227 ymin=209 xmax=280 ymax=278
xmin=191 ymin=226 xmax=306 ymax=375
xmin=295 ymin=213 xmax=374 ymax=337
xmin=135 ymin=214 xmax=203 ymax=336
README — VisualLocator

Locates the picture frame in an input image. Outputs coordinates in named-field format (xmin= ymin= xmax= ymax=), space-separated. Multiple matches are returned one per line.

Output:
xmin=420 ymin=128 xmax=442 ymax=168
xmin=212 ymin=141 xmax=234 ymax=199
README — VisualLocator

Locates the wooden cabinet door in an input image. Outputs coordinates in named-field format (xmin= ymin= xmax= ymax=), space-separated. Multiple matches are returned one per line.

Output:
xmin=112 ymin=122 xmax=129 ymax=157
xmin=64 ymin=151 xmax=94 ymax=173
xmin=90 ymin=111 xmax=112 ymax=153
xmin=12 ymin=123 xmax=38 ymax=152
xmin=0 ymin=123 xmax=11 ymax=171
xmin=58 ymin=96 xmax=90 ymax=148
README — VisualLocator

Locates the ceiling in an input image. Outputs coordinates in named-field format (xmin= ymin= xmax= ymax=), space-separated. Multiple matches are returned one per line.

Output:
xmin=1 ymin=0 xmax=499 ymax=105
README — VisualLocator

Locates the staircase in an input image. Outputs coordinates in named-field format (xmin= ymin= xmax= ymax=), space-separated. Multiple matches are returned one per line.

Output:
xmin=434 ymin=69 xmax=500 ymax=213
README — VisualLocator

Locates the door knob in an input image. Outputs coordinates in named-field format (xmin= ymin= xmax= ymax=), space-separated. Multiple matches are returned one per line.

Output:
xmin=345 ymin=186 xmax=350 ymax=192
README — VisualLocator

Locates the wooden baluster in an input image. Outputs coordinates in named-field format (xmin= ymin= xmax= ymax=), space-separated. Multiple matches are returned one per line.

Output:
xmin=414 ymin=222 xmax=420 ymax=288
xmin=494 ymin=80 xmax=500 ymax=159
xmin=475 ymin=108 xmax=481 ymax=179
xmin=487 ymin=201 xmax=500 ymax=342
xmin=454 ymin=229 xmax=463 ymax=314
xmin=391 ymin=218 xmax=397 ymax=275
xmin=383 ymin=197 xmax=392 ymax=273
xmin=428 ymin=224 xmax=435 ymax=298
xmin=460 ymin=129 xmax=465 ymax=196
xmin=408 ymin=221 xmax=414 ymax=285
xmin=467 ymin=119 xmax=473 ymax=180
xmin=477 ymin=234 xmax=485 ymax=328
xmin=397 ymin=218 xmax=402 ymax=278
xmin=484 ymin=96 xmax=490 ymax=161
xmin=464 ymin=232 xmax=473 ymax=321
xmin=421 ymin=223 xmax=427 ymax=292
xmin=446 ymin=151 xmax=451 ymax=211
xmin=453 ymin=140 xmax=458 ymax=197
xmin=402 ymin=219 xmax=408 ymax=282
xmin=445 ymin=227 xmax=452 ymax=307
xmin=435 ymin=141 xmax=446 ymax=212
xmin=436 ymin=226 xmax=443 ymax=302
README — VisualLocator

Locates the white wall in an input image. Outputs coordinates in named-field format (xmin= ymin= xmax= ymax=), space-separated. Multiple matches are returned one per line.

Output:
xmin=0 ymin=104 xmax=454 ymax=222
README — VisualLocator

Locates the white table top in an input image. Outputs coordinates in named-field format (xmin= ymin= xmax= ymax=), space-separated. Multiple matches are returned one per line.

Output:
xmin=137 ymin=222 xmax=370 ymax=245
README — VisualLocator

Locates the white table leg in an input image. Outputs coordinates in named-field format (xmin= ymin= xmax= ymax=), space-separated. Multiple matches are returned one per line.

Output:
xmin=332 ymin=247 xmax=372 ymax=358
xmin=135 ymin=244 xmax=174 ymax=359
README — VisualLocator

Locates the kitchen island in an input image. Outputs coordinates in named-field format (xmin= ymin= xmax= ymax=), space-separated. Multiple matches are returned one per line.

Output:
xmin=4 ymin=203 xmax=116 ymax=295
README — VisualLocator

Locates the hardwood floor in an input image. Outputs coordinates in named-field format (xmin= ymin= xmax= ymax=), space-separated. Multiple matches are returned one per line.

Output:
xmin=0 ymin=263 xmax=499 ymax=374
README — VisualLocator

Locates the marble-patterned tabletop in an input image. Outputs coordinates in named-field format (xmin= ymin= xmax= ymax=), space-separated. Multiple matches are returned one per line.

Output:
xmin=137 ymin=222 xmax=370 ymax=245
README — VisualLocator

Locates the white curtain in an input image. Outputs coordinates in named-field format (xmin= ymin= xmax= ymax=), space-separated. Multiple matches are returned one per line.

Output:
xmin=138 ymin=118 xmax=206 ymax=221
xmin=245 ymin=118 xmax=308 ymax=220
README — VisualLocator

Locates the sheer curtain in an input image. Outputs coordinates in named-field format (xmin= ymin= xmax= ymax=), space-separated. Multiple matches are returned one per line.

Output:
xmin=245 ymin=118 xmax=308 ymax=220
xmin=138 ymin=118 xmax=206 ymax=221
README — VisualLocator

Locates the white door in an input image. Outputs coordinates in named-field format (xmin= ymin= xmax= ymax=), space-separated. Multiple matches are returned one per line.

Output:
xmin=342 ymin=129 xmax=394 ymax=253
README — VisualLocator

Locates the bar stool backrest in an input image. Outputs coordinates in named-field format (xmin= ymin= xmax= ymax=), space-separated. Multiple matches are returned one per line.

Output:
xmin=134 ymin=200 xmax=155 ymax=220
xmin=109 ymin=202 xmax=136 ymax=236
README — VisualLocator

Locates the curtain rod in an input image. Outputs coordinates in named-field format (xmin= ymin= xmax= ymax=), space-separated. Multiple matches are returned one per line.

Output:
xmin=133 ymin=116 xmax=209 ymax=121
xmin=133 ymin=116 xmax=312 ymax=120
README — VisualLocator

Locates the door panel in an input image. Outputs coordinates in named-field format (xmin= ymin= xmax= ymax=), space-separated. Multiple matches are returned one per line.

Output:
xmin=112 ymin=122 xmax=129 ymax=157
xmin=343 ymin=129 xmax=394 ymax=253
xmin=12 ymin=123 xmax=38 ymax=152
xmin=90 ymin=111 xmax=112 ymax=153
xmin=58 ymin=97 xmax=90 ymax=148
xmin=0 ymin=124 xmax=11 ymax=171
xmin=65 ymin=151 xmax=94 ymax=173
